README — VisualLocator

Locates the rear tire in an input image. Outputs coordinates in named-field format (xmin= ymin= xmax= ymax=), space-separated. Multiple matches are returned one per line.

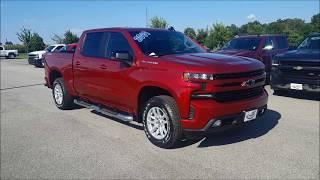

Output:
xmin=142 ymin=95 xmax=182 ymax=148
xmin=52 ymin=78 xmax=74 ymax=110
xmin=8 ymin=53 xmax=16 ymax=59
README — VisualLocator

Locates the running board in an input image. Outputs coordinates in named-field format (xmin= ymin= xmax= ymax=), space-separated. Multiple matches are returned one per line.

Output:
xmin=74 ymin=99 xmax=133 ymax=122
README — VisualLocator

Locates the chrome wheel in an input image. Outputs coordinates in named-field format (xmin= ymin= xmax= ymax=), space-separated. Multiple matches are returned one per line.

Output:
xmin=146 ymin=107 xmax=170 ymax=140
xmin=54 ymin=83 xmax=63 ymax=105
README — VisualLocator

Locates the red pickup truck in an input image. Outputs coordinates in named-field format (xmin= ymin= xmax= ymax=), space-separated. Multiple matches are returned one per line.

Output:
xmin=216 ymin=35 xmax=289 ymax=83
xmin=44 ymin=28 xmax=268 ymax=148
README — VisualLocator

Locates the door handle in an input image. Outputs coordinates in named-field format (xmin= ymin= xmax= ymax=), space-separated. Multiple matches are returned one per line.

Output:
xmin=99 ymin=64 xmax=108 ymax=69
xmin=75 ymin=61 xmax=80 ymax=66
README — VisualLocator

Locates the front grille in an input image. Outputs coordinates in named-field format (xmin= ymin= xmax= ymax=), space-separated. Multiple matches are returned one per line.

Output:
xmin=281 ymin=61 xmax=320 ymax=67
xmin=280 ymin=69 xmax=320 ymax=80
xmin=214 ymin=69 xmax=265 ymax=79
xmin=213 ymin=86 xmax=264 ymax=102
xmin=28 ymin=55 xmax=38 ymax=60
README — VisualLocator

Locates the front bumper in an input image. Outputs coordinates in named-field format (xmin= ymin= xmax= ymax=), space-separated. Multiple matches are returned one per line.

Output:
xmin=33 ymin=58 xmax=44 ymax=67
xmin=181 ymin=90 xmax=268 ymax=131
xmin=270 ymin=71 xmax=320 ymax=93
xmin=184 ymin=105 xmax=267 ymax=133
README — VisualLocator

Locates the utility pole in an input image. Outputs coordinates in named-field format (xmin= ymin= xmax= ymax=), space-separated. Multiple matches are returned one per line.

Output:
xmin=145 ymin=7 xmax=148 ymax=27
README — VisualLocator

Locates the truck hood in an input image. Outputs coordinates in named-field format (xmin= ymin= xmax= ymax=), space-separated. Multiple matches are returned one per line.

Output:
xmin=215 ymin=49 xmax=257 ymax=58
xmin=28 ymin=50 xmax=46 ymax=55
xmin=161 ymin=53 xmax=264 ymax=74
xmin=274 ymin=49 xmax=320 ymax=61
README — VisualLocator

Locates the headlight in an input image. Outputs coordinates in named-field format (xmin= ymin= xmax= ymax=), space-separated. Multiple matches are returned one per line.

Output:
xmin=183 ymin=72 xmax=215 ymax=81
xmin=272 ymin=59 xmax=279 ymax=66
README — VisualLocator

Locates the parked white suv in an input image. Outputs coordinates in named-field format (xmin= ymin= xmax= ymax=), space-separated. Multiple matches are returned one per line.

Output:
xmin=0 ymin=45 xmax=19 ymax=59
xmin=28 ymin=44 xmax=65 ymax=67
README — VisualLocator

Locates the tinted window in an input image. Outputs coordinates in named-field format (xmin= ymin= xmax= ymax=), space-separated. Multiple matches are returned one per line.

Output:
xmin=106 ymin=32 xmax=133 ymax=59
xmin=298 ymin=36 xmax=320 ymax=50
xmin=222 ymin=38 xmax=261 ymax=51
xmin=54 ymin=46 xmax=64 ymax=52
xmin=81 ymin=32 xmax=109 ymax=58
xmin=129 ymin=30 xmax=205 ymax=56
xmin=45 ymin=46 xmax=55 ymax=52
xmin=275 ymin=36 xmax=288 ymax=49
xmin=0 ymin=47 xmax=3 ymax=50
xmin=264 ymin=37 xmax=274 ymax=47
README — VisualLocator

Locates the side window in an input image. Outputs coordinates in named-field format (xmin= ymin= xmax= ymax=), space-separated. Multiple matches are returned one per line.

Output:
xmin=106 ymin=32 xmax=133 ymax=60
xmin=276 ymin=36 xmax=288 ymax=49
xmin=54 ymin=46 xmax=64 ymax=52
xmin=0 ymin=47 xmax=3 ymax=50
xmin=81 ymin=32 xmax=109 ymax=58
xmin=264 ymin=37 xmax=274 ymax=47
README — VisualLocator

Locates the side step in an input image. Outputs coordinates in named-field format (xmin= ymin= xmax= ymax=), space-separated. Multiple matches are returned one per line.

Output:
xmin=74 ymin=99 xmax=133 ymax=122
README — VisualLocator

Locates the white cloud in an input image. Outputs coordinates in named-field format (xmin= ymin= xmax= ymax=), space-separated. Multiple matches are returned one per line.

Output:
xmin=247 ymin=14 xmax=256 ymax=21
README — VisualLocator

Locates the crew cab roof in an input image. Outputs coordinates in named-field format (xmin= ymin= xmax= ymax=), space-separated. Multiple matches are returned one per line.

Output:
xmin=235 ymin=34 xmax=286 ymax=38
xmin=83 ymin=27 xmax=172 ymax=33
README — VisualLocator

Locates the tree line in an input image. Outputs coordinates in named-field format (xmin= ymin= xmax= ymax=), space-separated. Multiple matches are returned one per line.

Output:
xmin=2 ymin=13 xmax=319 ymax=53
xmin=151 ymin=13 xmax=320 ymax=49
xmin=2 ymin=29 xmax=79 ymax=53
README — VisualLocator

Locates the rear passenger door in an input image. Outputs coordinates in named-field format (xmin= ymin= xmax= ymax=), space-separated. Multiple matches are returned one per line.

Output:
xmin=73 ymin=31 xmax=110 ymax=102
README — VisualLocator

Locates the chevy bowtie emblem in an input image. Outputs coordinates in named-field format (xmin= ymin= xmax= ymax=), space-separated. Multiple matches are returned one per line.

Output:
xmin=241 ymin=79 xmax=256 ymax=87
xmin=293 ymin=66 xmax=303 ymax=70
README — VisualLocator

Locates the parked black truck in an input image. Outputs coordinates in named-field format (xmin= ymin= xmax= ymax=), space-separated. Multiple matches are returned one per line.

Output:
xmin=270 ymin=33 xmax=320 ymax=94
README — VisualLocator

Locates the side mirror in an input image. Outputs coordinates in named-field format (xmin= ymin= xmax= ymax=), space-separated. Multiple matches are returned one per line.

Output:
xmin=113 ymin=51 xmax=132 ymax=66
xmin=263 ymin=45 xmax=273 ymax=51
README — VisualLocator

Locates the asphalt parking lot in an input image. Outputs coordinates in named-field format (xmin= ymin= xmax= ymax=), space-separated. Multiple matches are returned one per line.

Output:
xmin=1 ymin=59 xmax=319 ymax=179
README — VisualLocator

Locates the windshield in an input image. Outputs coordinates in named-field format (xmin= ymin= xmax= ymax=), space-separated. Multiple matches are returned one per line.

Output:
xmin=222 ymin=38 xmax=261 ymax=51
xmin=45 ymin=46 xmax=55 ymax=52
xmin=129 ymin=30 xmax=205 ymax=56
xmin=298 ymin=36 xmax=320 ymax=50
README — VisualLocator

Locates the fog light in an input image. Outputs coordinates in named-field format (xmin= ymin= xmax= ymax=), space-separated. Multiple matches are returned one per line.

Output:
xmin=212 ymin=120 xmax=222 ymax=127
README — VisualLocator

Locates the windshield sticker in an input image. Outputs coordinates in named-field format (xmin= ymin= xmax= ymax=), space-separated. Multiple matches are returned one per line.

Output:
xmin=133 ymin=31 xmax=151 ymax=42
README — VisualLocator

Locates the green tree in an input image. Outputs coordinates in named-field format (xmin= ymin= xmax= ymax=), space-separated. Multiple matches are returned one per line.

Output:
xmin=205 ymin=23 xmax=231 ymax=49
xmin=196 ymin=28 xmax=208 ymax=45
xmin=150 ymin=16 xmax=168 ymax=29
xmin=227 ymin=24 xmax=239 ymax=36
xmin=311 ymin=13 xmax=320 ymax=32
xmin=28 ymin=33 xmax=46 ymax=52
xmin=51 ymin=34 xmax=64 ymax=44
xmin=52 ymin=30 xmax=79 ymax=44
xmin=16 ymin=28 xmax=32 ymax=52
xmin=184 ymin=27 xmax=196 ymax=39
xmin=63 ymin=30 xmax=79 ymax=44
xmin=239 ymin=21 xmax=264 ymax=35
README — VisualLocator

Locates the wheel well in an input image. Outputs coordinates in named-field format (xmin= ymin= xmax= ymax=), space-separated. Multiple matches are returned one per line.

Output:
xmin=137 ymin=86 xmax=172 ymax=122
xmin=49 ymin=70 xmax=62 ymax=87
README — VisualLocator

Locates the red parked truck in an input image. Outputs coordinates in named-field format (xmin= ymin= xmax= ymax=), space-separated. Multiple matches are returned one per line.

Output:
xmin=216 ymin=35 xmax=289 ymax=83
xmin=44 ymin=28 xmax=268 ymax=148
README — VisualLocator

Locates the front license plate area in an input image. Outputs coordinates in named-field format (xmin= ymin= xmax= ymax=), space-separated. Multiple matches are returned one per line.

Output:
xmin=290 ymin=83 xmax=303 ymax=90
xmin=244 ymin=109 xmax=258 ymax=122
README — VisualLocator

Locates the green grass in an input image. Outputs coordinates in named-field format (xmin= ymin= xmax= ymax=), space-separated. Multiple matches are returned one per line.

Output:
xmin=17 ymin=53 xmax=28 ymax=59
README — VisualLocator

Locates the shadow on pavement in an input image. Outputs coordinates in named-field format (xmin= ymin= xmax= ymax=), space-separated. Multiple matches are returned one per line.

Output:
xmin=273 ymin=91 xmax=320 ymax=101
xmin=175 ymin=109 xmax=281 ymax=148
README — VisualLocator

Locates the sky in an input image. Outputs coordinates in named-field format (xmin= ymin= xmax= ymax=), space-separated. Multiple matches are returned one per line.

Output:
xmin=1 ymin=0 xmax=319 ymax=44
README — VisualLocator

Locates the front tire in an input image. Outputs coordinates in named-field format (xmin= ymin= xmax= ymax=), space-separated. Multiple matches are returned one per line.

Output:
xmin=142 ymin=95 xmax=182 ymax=148
xmin=52 ymin=78 xmax=74 ymax=109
